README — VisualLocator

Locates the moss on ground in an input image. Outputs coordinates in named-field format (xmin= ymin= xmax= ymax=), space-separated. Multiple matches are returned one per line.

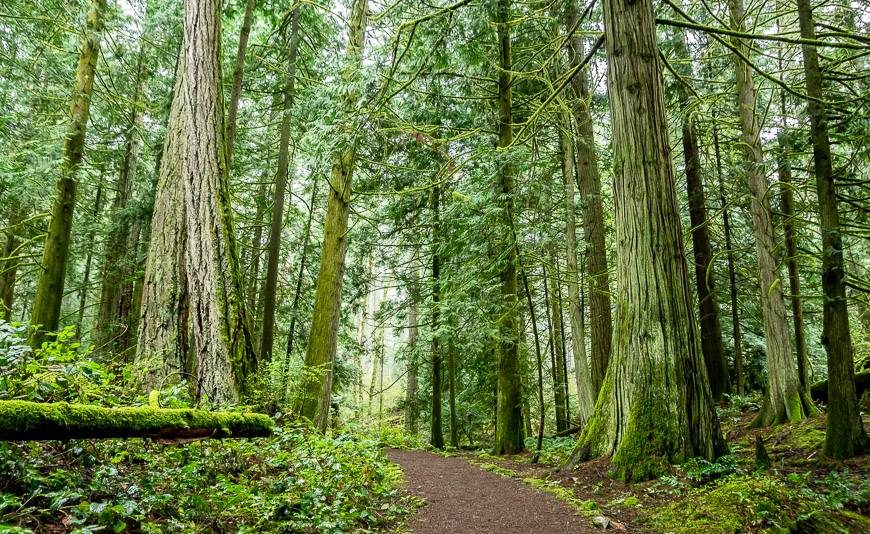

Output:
xmin=648 ymin=474 xmax=870 ymax=534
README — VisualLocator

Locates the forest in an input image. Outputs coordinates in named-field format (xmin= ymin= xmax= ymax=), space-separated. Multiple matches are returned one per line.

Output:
xmin=0 ymin=0 xmax=868 ymax=531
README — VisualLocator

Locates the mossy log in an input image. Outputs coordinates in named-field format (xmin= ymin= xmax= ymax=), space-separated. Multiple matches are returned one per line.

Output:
xmin=0 ymin=400 xmax=273 ymax=441
xmin=810 ymin=370 xmax=870 ymax=404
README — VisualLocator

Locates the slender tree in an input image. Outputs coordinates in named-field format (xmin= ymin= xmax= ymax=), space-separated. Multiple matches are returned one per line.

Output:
xmin=295 ymin=0 xmax=368 ymax=430
xmin=260 ymin=7 xmax=301 ymax=361
xmin=224 ymin=0 xmax=257 ymax=169
xmin=29 ymin=0 xmax=107 ymax=346
xmin=493 ymin=0 xmax=524 ymax=455
xmin=795 ymin=0 xmax=867 ymax=458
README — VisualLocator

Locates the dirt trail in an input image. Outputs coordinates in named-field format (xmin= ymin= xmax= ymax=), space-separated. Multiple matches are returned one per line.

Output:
xmin=386 ymin=448 xmax=598 ymax=534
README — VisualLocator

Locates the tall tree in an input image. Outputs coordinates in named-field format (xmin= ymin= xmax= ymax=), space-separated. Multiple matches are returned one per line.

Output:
xmin=260 ymin=7 xmax=301 ymax=361
xmin=404 ymin=270 xmax=419 ymax=434
xmin=559 ymin=115 xmax=594 ymax=423
xmin=295 ymin=0 xmax=368 ymax=430
xmin=566 ymin=1 xmax=612 ymax=398
xmin=29 ymin=0 xmax=107 ymax=346
xmin=0 ymin=209 xmax=23 ymax=321
xmin=795 ymin=0 xmax=867 ymax=458
xmin=727 ymin=0 xmax=814 ymax=426
xmin=670 ymin=29 xmax=729 ymax=400
xmin=572 ymin=0 xmax=725 ymax=481
xmin=430 ymin=185 xmax=445 ymax=449
xmin=224 ymin=0 xmax=257 ymax=169
xmin=493 ymin=0 xmax=524 ymax=455
xmin=545 ymin=245 xmax=568 ymax=432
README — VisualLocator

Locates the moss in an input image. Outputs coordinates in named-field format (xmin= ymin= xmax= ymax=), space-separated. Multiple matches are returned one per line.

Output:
xmin=610 ymin=391 xmax=677 ymax=482
xmin=473 ymin=462 xmax=518 ymax=478
xmin=0 ymin=400 xmax=273 ymax=440
xmin=521 ymin=477 xmax=600 ymax=514
xmin=648 ymin=474 xmax=868 ymax=534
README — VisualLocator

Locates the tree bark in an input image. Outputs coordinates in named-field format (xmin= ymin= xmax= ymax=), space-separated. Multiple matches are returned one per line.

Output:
xmin=795 ymin=0 xmax=867 ymax=458
xmin=572 ymin=0 xmax=725 ymax=481
xmin=566 ymin=1 xmax=612 ymax=399
xmin=493 ymin=0 xmax=524 ymax=455
xmin=260 ymin=7 xmax=300 ymax=362
xmin=0 ymin=209 xmax=23 ymax=321
xmin=727 ymin=0 xmax=814 ymax=426
xmin=30 ymin=0 xmax=107 ymax=346
xmin=295 ymin=0 xmax=367 ymax=430
xmin=224 ymin=0 xmax=256 ymax=170
xmin=670 ymin=30 xmax=729 ymax=400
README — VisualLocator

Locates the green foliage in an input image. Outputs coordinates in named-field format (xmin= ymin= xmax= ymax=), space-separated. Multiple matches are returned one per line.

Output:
xmin=0 ymin=426 xmax=411 ymax=533
xmin=680 ymin=455 xmax=743 ymax=484
xmin=523 ymin=436 xmax=575 ymax=465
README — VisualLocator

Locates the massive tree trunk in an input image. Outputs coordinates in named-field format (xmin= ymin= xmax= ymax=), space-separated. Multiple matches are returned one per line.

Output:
xmin=566 ymin=1 xmax=612 ymax=398
xmin=136 ymin=58 xmax=190 ymax=387
xmin=560 ymin=120 xmax=594 ymax=422
xmin=572 ymin=0 xmax=725 ymax=481
xmin=260 ymin=7 xmax=300 ymax=362
xmin=29 ymin=0 xmax=107 ymax=346
xmin=294 ymin=0 xmax=367 ymax=430
xmin=795 ymin=0 xmax=867 ymax=458
xmin=493 ymin=0 xmax=524 ymax=455
xmin=96 ymin=42 xmax=149 ymax=355
xmin=545 ymin=246 xmax=568 ymax=432
xmin=670 ymin=30 xmax=729 ymax=400
xmin=727 ymin=0 xmax=814 ymax=426
xmin=224 ymin=0 xmax=256 ymax=170
xmin=714 ymin=127 xmax=744 ymax=395
xmin=430 ymin=185 xmax=445 ymax=449
xmin=181 ymin=0 xmax=256 ymax=404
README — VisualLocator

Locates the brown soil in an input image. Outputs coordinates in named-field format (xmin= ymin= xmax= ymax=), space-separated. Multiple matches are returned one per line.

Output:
xmin=386 ymin=448 xmax=599 ymax=533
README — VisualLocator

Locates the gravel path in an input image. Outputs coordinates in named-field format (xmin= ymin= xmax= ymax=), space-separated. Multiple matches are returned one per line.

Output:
xmin=386 ymin=448 xmax=597 ymax=534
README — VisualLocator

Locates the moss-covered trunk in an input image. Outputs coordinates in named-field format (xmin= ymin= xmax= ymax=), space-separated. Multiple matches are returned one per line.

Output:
xmin=295 ymin=0 xmax=367 ymax=430
xmin=29 ymin=0 xmax=107 ymax=347
xmin=566 ymin=1 xmax=612 ymax=399
xmin=572 ymin=0 xmax=726 ymax=481
xmin=493 ymin=0 xmax=523 ymax=455
xmin=0 ymin=209 xmax=23 ymax=321
xmin=404 ymin=267 xmax=419 ymax=434
xmin=260 ymin=7 xmax=300 ymax=362
xmin=727 ymin=0 xmax=813 ymax=426
xmin=795 ymin=0 xmax=868 ymax=458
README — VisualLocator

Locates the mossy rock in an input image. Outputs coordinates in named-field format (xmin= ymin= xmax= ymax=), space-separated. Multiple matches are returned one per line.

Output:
xmin=648 ymin=474 xmax=869 ymax=534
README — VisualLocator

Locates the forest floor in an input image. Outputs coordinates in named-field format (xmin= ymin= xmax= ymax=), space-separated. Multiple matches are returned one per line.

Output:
xmin=385 ymin=407 xmax=870 ymax=533
xmin=386 ymin=448 xmax=603 ymax=533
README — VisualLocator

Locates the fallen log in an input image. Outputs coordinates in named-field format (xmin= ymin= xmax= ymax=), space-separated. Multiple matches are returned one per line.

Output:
xmin=809 ymin=370 xmax=870 ymax=404
xmin=548 ymin=426 xmax=581 ymax=439
xmin=0 ymin=400 xmax=273 ymax=441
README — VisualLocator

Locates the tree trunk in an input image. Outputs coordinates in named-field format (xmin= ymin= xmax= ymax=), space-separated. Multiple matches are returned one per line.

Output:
xmin=135 ymin=55 xmax=190 ymax=388
xmin=430 ymin=185 xmax=444 ymax=449
xmin=295 ymin=0 xmax=367 ymax=430
xmin=30 ymin=0 xmax=107 ymax=346
xmin=448 ymin=336 xmax=459 ymax=447
xmin=519 ymin=260 xmax=546 ymax=460
xmin=224 ymin=0 xmax=256 ymax=170
xmin=179 ymin=0 xmax=257 ymax=405
xmin=566 ymin=1 xmax=612 ymax=399
xmin=545 ymin=246 xmax=568 ymax=432
xmin=795 ymin=0 xmax=868 ymax=458
xmin=96 ymin=41 xmax=149 ymax=355
xmin=350 ymin=250 xmax=371 ymax=403
xmin=714 ymin=127 xmax=744 ymax=395
xmin=246 ymin=181 xmax=266 ymax=334
xmin=260 ymin=7 xmax=300 ymax=362
xmin=727 ymin=0 xmax=813 ymax=426
xmin=0 ymin=400 xmax=272 ymax=441
xmin=670 ymin=30 xmax=729 ymax=400
xmin=404 ymin=270 xmax=419 ymax=433
xmin=493 ymin=0 xmax=524 ymax=456
xmin=0 ymin=209 xmax=23 ymax=321
xmin=76 ymin=176 xmax=104 ymax=335
xmin=572 ymin=0 xmax=725 ymax=481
